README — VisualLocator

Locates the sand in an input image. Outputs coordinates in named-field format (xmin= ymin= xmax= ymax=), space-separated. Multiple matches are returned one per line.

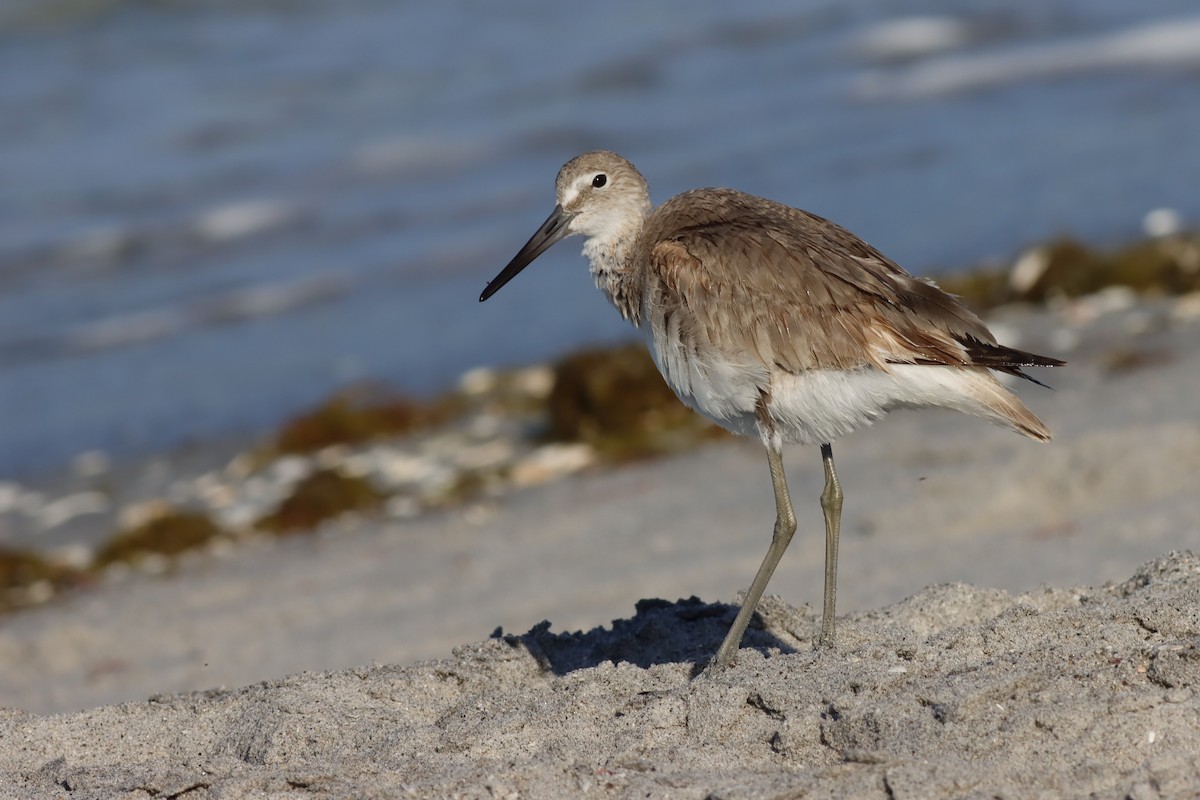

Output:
xmin=3 ymin=555 xmax=1199 ymax=798
xmin=1 ymin=296 xmax=1199 ymax=798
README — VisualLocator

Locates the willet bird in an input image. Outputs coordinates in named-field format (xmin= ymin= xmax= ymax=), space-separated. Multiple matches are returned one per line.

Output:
xmin=480 ymin=151 xmax=1063 ymax=671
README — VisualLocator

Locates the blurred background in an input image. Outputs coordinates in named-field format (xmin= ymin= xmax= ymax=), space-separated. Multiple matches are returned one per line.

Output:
xmin=2 ymin=0 xmax=1197 ymax=479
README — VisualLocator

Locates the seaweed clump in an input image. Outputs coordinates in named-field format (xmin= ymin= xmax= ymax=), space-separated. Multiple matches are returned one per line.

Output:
xmin=545 ymin=343 xmax=726 ymax=461
xmin=938 ymin=233 xmax=1200 ymax=310
xmin=255 ymin=468 xmax=387 ymax=534
xmin=274 ymin=383 xmax=448 ymax=454
xmin=93 ymin=508 xmax=224 ymax=569
xmin=0 ymin=547 xmax=84 ymax=612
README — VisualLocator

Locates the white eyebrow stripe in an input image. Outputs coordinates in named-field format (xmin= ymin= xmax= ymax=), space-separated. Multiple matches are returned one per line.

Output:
xmin=562 ymin=182 xmax=581 ymax=207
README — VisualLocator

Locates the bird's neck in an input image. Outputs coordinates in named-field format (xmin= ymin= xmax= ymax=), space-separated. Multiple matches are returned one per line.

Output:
xmin=582 ymin=219 xmax=646 ymax=327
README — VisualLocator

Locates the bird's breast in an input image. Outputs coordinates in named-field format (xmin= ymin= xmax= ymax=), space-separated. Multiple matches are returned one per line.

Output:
xmin=642 ymin=305 xmax=765 ymax=440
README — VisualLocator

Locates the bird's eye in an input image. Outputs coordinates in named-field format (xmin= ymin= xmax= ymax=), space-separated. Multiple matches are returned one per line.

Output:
xmin=592 ymin=174 xmax=607 ymax=188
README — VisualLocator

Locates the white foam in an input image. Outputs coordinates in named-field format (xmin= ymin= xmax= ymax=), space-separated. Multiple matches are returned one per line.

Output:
xmin=199 ymin=274 xmax=347 ymax=321
xmin=67 ymin=308 xmax=188 ymax=350
xmin=1143 ymin=208 xmax=1183 ymax=238
xmin=193 ymin=200 xmax=300 ymax=243
xmin=855 ymin=16 xmax=1200 ymax=99
xmin=854 ymin=16 xmax=972 ymax=60
xmin=63 ymin=274 xmax=346 ymax=353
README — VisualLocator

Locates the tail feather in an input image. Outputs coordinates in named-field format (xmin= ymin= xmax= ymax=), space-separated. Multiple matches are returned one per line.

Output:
xmin=962 ymin=368 xmax=1053 ymax=442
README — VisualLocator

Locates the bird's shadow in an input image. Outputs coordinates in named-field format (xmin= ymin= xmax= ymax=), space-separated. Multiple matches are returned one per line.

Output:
xmin=491 ymin=596 xmax=800 ymax=676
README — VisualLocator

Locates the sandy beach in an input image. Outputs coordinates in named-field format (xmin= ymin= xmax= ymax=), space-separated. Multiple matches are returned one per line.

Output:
xmin=1 ymin=292 xmax=1199 ymax=797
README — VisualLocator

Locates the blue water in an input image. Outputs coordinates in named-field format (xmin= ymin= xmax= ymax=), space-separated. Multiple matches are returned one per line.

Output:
xmin=1 ymin=0 xmax=1198 ymax=476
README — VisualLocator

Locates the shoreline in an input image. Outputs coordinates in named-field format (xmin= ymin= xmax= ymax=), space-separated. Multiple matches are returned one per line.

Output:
xmin=0 ymin=279 xmax=1197 ymax=712
xmin=3 ymin=229 xmax=1200 ymax=620
xmin=4 ymin=225 xmax=1196 ymax=486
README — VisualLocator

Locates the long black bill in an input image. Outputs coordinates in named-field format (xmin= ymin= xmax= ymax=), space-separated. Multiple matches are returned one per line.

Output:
xmin=479 ymin=204 xmax=573 ymax=302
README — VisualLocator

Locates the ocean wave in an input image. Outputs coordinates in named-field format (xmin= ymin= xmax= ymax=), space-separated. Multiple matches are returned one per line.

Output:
xmin=854 ymin=15 xmax=1200 ymax=99
xmin=0 ymin=273 xmax=350 ymax=361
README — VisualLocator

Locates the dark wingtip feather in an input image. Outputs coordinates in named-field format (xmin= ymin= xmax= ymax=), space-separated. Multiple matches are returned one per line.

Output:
xmin=956 ymin=336 xmax=1066 ymax=388
xmin=994 ymin=365 xmax=1055 ymax=389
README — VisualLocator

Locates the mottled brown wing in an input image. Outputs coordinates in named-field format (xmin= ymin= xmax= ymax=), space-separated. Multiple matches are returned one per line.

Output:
xmin=647 ymin=188 xmax=1000 ymax=375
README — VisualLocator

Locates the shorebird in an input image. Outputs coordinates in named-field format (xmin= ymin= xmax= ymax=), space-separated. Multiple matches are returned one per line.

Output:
xmin=480 ymin=151 xmax=1063 ymax=672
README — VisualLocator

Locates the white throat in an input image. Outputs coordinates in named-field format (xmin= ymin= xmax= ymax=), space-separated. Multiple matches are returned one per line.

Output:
xmin=581 ymin=225 xmax=644 ymax=325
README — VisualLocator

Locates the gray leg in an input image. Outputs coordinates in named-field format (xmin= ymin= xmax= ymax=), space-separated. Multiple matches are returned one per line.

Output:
xmin=817 ymin=442 xmax=843 ymax=648
xmin=707 ymin=445 xmax=797 ymax=671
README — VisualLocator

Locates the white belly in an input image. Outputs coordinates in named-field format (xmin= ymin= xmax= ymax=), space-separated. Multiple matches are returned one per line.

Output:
xmin=646 ymin=327 xmax=1003 ymax=448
